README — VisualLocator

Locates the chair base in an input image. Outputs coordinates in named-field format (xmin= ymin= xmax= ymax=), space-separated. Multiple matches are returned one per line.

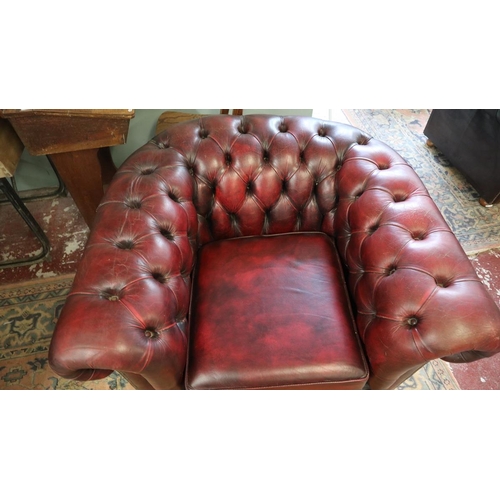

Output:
xmin=0 ymin=178 xmax=51 ymax=268
xmin=187 ymin=232 xmax=369 ymax=390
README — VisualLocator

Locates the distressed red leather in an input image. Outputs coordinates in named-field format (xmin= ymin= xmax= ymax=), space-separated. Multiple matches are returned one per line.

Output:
xmin=187 ymin=232 xmax=368 ymax=389
xmin=48 ymin=114 xmax=500 ymax=389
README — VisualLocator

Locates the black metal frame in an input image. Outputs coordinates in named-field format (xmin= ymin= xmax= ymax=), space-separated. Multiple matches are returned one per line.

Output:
xmin=0 ymin=157 xmax=66 ymax=205
xmin=0 ymin=178 xmax=51 ymax=268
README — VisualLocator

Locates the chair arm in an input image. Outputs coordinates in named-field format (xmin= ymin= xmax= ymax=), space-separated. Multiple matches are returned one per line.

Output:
xmin=49 ymin=142 xmax=198 ymax=389
xmin=334 ymin=138 xmax=500 ymax=389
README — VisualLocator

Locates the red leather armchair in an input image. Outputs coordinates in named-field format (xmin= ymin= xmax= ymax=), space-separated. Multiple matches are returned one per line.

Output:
xmin=48 ymin=114 xmax=500 ymax=389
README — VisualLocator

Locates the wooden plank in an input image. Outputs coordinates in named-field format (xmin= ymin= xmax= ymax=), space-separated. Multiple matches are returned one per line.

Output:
xmin=1 ymin=109 xmax=135 ymax=119
xmin=0 ymin=117 xmax=24 ymax=178
xmin=1 ymin=109 xmax=135 ymax=155
xmin=155 ymin=110 xmax=244 ymax=135
xmin=155 ymin=111 xmax=205 ymax=135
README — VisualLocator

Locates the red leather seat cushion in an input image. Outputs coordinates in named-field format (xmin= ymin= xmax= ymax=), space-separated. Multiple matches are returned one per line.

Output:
xmin=187 ymin=232 xmax=368 ymax=389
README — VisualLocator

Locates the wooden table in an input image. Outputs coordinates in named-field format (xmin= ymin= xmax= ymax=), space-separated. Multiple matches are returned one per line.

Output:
xmin=0 ymin=109 xmax=135 ymax=228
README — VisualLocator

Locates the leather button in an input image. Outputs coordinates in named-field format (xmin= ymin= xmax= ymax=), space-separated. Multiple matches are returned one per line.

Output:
xmin=144 ymin=329 xmax=159 ymax=339
xmin=407 ymin=317 xmax=418 ymax=327
xmin=115 ymin=240 xmax=135 ymax=250
xmin=393 ymin=194 xmax=407 ymax=202
xmin=101 ymin=289 xmax=122 ymax=301
xmin=159 ymin=228 xmax=175 ymax=240
xmin=125 ymin=199 xmax=142 ymax=209
xmin=168 ymin=192 xmax=180 ymax=203
xmin=152 ymin=272 xmax=169 ymax=284
xmin=436 ymin=278 xmax=451 ymax=288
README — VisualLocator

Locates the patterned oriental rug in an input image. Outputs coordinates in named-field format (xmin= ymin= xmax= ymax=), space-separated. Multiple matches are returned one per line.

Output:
xmin=343 ymin=109 xmax=500 ymax=255
xmin=0 ymin=276 xmax=132 ymax=390
xmin=0 ymin=275 xmax=460 ymax=390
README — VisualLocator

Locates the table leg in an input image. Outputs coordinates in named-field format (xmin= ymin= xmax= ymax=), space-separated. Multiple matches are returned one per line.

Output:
xmin=98 ymin=146 xmax=118 ymax=190
xmin=47 ymin=147 xmax=116 ymax=228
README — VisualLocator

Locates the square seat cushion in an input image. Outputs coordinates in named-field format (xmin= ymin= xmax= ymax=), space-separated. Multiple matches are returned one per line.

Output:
xmin=186 ymin=232 xmax=369 ymax=389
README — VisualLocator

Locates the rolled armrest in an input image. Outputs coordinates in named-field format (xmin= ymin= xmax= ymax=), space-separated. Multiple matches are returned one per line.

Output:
xmin=49 ymin=141 xmax=199 ymax=389
xmin=334 ymin=138 xmax=500 ymax=389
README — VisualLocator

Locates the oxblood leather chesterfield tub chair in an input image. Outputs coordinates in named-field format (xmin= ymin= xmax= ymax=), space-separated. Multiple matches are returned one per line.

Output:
xmin=48 ymin=114 xmax=500 ymax=390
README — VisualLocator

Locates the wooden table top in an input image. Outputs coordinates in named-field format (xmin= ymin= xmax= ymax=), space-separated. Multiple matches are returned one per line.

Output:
xmin=1 ymin=109 xmax=135 ymax=119
xmin=0 ymin=109 xmax=135 ymax=155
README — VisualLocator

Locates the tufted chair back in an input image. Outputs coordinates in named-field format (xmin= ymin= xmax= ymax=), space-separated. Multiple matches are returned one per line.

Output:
xmin=48 ymin=114 xmax=500 ymax=390
xmin=144 ymin=114 xmax=356 ymax=244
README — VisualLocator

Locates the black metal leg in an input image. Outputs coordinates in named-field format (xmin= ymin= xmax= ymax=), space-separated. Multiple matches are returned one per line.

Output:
xmin=0 ymin=156 xmax=66 ymax=205
xmin=31 ymin=156 xmax=67 ymax=200
xmin=0 ymin=178 xmax=51 ymax=268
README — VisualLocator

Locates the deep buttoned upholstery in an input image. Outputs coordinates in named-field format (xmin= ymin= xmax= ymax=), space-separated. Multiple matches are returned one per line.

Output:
xmin=48 ymin=114 xmax=500 ymax=389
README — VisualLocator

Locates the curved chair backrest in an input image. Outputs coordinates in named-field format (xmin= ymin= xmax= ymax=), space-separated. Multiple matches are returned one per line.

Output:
xmin=134 ymin=114 xmax=371 ymax=245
